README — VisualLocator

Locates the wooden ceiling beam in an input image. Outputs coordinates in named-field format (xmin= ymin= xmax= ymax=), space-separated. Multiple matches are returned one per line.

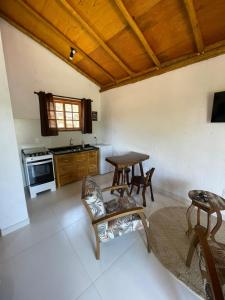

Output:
xmin=183 ymin=0 xmax=204 ymax=53
xmin=0 ymin=12 xmax=101 ymax=87
xmin=59 ymin=0 xmax=134 ymax=77
xmin=101 ymin=43 xmax=225 ymax=92
xmin=16 ymin=0 xmax=116 ymax=84
xmin=114 ymin=0 xmax=160 ymax=67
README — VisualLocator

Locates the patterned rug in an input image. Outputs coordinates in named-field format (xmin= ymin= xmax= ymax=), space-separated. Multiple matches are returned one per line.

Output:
xmin=148 ymin=206 xmax=225 ymax=298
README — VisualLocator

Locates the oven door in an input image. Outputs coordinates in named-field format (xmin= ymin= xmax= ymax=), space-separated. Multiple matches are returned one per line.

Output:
xmin=27 ymin=159 xmax=54 ymax=186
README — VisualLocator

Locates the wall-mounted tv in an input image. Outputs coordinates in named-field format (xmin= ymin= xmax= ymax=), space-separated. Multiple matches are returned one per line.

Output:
xmin=211 ymin=91 xmax=225 ymax=122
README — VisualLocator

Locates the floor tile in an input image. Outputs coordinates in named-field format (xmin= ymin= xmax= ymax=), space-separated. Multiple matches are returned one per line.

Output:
xmin=0 ymin=231 xmax=91 ymax=300
xmin=0 ymin=206 xmax=61 ymax=264
xmin=64 ymin=218 xmax=138 ymax=281
xmin=95 ymin=240 xmax=201 ymax=300
xmin=76 ymin=285 xmax=102 ymax=300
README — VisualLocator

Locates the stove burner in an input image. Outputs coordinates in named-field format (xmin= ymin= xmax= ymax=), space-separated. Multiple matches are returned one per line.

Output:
xmin=22 ymin=147 xmax=50 ymax=157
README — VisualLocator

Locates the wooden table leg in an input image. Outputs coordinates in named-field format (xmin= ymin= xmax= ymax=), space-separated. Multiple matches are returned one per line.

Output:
xmin=111 ymin=167 xmax=118 ymax=194
xmin=186 ymin=230 xmax=199 ymax=267
xmin=210 ymin=211 xmax=222 ymax=241
xmin=186 ymin=203 xmax=194 ymax=236
xmin=139 ymin=162 xmax=144 ymax=178
xmin=206 ymin=213 xmax=212 ymax=238
xmin=132 ymin=165 xmax=134 ymax=178
xmin=197 ymin=207 xmax=201 ymax=225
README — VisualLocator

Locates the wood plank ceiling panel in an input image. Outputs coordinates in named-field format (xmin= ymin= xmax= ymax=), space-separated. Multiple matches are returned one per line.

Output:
xmin=107 ymin=27 xmax=155 ymax=72
xmin=125 ymin=0 xmax=196 ymax=62
xmin=67 ymin=0 xmax=155 ymax=72
xmin=3 ymin=0 xmax=114 ymax=85
xmin=0 ymin=0 xmax=225 ymax=90
xmin=194 ymin=0 xmax=225 ymax=46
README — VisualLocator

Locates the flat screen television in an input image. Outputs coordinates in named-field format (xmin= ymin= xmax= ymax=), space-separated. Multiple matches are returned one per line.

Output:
xmin=211 ymin=91 xmax=225 ymax=122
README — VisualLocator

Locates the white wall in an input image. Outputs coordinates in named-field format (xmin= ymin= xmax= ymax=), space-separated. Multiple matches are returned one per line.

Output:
xmin=0 ymin=30 xmax=29 ymax=235
xmin=101 ymin=55 xmax=225 ymax=200
xmin=0 ymin=19 xmax=102 ymax=150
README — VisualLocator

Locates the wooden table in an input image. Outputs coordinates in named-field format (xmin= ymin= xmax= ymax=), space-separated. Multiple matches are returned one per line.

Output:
xmin=106 ymin=151 xmax=149 ymax=187
xmin=186 ymin=190 xmax=225 ymax=240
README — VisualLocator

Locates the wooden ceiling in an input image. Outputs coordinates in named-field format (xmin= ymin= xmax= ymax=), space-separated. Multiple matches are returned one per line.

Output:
xmin=1 ymin=0 xmax=225 ymax=91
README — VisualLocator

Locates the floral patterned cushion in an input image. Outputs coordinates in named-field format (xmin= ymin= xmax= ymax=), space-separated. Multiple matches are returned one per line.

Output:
xmin=99 ymin=196 xmax=143 ymax=242
xmin=83 ymin=177 xmax=108 ymax=236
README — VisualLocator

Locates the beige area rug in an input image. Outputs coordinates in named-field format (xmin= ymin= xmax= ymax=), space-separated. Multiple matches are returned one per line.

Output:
xmin=149 ymin=206 xmax=225 ymax=298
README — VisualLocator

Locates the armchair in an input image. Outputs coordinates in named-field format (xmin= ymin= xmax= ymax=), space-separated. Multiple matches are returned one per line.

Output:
xmin=81 ymin=177 xmax=150 ymax=259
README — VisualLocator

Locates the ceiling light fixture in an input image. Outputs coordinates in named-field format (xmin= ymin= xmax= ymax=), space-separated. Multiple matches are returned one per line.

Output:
xmin=69 ymin=47 xmax=76 ymax=60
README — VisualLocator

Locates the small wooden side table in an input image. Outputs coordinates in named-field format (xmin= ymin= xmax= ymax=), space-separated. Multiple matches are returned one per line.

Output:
xmin=186 ymin=190 xmax=225 ymax=240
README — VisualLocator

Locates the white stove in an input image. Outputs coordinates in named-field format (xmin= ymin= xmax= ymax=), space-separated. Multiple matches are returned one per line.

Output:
xmin=22 ymin=147 xmax=56 ymax=198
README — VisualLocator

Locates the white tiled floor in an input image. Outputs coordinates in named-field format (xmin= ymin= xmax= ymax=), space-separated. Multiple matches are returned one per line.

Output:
xmin=0 ymin=173 xmax=202 ymax=300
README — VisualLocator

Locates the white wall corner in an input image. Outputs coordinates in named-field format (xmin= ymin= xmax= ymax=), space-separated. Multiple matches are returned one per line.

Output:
xmin=1 ymin=218 xmax=30 ymax=236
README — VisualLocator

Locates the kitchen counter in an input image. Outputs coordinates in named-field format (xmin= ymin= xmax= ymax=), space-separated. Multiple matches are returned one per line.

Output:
xmin=49 ymin=144 xmax=98 ymax=155
xmin=51 ymin=145 xmax=99 ymax=187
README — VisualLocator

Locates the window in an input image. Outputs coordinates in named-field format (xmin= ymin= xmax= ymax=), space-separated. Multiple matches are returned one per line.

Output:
xmin=49 ymin=98 xmax=82 ymax=131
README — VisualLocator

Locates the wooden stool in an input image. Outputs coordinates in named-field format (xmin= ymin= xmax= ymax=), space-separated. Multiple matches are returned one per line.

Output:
xmin=186 ymin=190 xmax=225 ymax=240
xmin=111 ymin=167 xmax=131 ymax=194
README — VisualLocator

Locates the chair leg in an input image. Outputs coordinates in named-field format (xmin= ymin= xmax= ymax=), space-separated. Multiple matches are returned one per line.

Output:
xmin=139 ymin=213 xmax=151 ymax=253
xmin=137 ymin=185 xmax=140 ymax=194
xmin=93 ymin=225 xmax=100 ymax=260
xmin=149 ymin=182 xmax=154 ymax=202
xmin=142 ymin=186 xmax=146 ymax=207
xmin=130 ymin=184 xmax=134 ymax=195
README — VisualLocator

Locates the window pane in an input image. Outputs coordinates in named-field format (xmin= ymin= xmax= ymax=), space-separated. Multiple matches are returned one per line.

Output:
xmin=66 ymin=112 xmax=72 ymax=120
xmin=56 ymin=112 xmax=64 ymax=120
xmin=73 ymin=113 xmax=79 ymax=120
xmin=57 ymin=120 xmax=64 ymax=128
xmin=55 ymin=102 xmax=63 ymax=111
xmin=72 ymin=104 xmax=79 ymax=112
xmin=65 ymin=104 xmax=72 ymax=112
xmin=49 ymin=120 xmax=57 ymax=128
xmin=73 ymin=121 xmax=79 ymax=128
xmin=66 ymin=121 xmax=73 ymax=128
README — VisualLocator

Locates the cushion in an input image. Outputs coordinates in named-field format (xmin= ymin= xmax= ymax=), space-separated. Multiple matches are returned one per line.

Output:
xmin=99 ymin=196 xmax=143 ymax=242
xmin=83 ymin=177 xmax=108 ymax=236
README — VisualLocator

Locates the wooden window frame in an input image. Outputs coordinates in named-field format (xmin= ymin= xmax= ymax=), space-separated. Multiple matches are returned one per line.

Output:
xmin=53 ymin=97 xmax=82 ymax=131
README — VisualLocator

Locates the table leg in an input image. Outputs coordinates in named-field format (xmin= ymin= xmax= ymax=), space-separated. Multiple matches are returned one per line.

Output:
xmin=111 ymin=167 xmax=118 ymax=194
xmin=210 ymin=211 xmax=222 ymax=241
xmin=206 ymin=213 xmax=212 ymax=238
xmin=197 ymin=208 xmax=200 ymax=225
xmin=132 ymin=165 xmax=134 ymax=178
xmin=186 ymin=203 xmax=194 ymax=236
xmin=186 ymin=230 xmax=199 ymax=267
xmin=139 ymin=162 xmax=144 ymax=177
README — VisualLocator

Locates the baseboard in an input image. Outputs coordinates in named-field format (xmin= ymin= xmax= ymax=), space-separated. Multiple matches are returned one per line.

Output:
xmin=1 ymin=218 xmax=30 ymax=236
xmin=154 ymin=185 xmax=225 ymax=220
xmin=154 ymin=185 xmax=190 ymax=205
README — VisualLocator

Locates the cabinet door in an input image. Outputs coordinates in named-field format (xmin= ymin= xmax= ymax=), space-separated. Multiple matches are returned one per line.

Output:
xmin=55 ymin=154 xmax=75 ymax=186
xmin=88 ymin=151 xmax=98 ymax=175
xmin=74 ymin=152 xmax=89 ymax=180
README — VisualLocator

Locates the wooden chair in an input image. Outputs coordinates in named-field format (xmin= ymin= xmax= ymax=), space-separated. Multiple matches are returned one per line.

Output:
xmin=186 ymin=225 xmax=225 ymax=300
xmin=81 ymin=177 xmax=150 ymax=260
xmin=130 ymin=168 xmax=155 ymax=207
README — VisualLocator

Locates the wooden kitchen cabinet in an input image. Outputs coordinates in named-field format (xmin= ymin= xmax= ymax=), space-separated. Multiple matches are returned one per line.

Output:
xmin=54 ymin=150 xmax=99 ymax=187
